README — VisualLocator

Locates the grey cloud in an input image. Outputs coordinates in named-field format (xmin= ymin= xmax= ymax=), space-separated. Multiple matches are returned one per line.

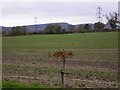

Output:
xmin=3 ymin=2 xmax=117 ymax=17
xmin=1 ymin=2 xmax=118 ymax=26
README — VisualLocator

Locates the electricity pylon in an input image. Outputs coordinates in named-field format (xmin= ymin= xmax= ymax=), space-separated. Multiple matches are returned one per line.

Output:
xmin=96 ymin=6 xmax=104 ymax=22
xmin=34 ymin=17 xmax=38 ymax=31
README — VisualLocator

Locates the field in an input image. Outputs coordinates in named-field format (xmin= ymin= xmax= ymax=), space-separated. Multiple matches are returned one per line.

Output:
xmin=2 ymin=32 xmax=118 ymax=88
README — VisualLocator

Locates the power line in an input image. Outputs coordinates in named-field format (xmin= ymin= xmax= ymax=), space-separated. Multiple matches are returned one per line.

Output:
xmin=34 ymin=17 xmax=38 ymax=24
xmin=34 ymin=17 xmax=38 ymax=31
xmin=96 ymin=6 xmax=104 ymax=22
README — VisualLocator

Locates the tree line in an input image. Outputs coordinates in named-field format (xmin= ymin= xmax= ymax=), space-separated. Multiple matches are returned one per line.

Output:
xmin=2 ymin=12 xmax=119 ymax=36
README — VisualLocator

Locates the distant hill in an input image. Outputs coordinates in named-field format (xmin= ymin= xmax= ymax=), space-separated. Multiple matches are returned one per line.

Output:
xmin=74 ymin=23 xmax=94 ymax=29
xmin=1 ymin=22 xmax=111 ymax=33
xmin=25 ymin=22 xmax=71 ymax=32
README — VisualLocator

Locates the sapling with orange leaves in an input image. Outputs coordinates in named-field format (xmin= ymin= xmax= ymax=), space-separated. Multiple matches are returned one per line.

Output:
xmin=48 ymin=49 xmax=73 ymax=88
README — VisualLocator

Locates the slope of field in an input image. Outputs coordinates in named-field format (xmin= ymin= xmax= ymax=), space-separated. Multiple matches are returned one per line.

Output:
xmin=2 ymin=32 xmax=118 ymax=88
xmin=3 ymin=32 xmax=118 ymax=49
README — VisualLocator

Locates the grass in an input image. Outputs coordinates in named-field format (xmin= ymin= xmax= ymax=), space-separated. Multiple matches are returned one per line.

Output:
xmin=3 ymin=32 xmax=118 ymax=49
xmin=2 ymin=32 xmax=118 ymax=88
xmin=2 ymin=80 xmax=49 ymax=88
xmin=3 ymin=49 xmax=118 ymax=61
xmin=3 ymin=64 xmax=118 ymax=82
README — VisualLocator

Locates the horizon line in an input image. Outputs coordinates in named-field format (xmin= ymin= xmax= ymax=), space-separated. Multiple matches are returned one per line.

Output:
xmin=1 ymin=21 xmax=107 ymax=27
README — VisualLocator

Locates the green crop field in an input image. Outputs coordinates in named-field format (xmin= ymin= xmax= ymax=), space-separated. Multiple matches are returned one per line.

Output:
xmin=3 ymin=32 xmax=118 ymax=49
xmin=2 ymin=32 xmax=119 ymax=88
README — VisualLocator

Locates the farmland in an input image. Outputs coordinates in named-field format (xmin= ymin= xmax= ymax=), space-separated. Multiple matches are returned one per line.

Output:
xmin=2 ymin=32 xmax=118 ymax=88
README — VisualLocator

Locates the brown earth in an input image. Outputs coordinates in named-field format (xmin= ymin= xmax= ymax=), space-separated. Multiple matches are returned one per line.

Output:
xmin=2 ymin=49 xmax=119 ymax=88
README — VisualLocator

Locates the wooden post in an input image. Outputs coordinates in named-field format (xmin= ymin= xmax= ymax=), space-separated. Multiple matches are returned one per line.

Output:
xmin=61 ymin=59 xmax=66 ymax=88
xmin=61 ymin=69 xmax=64 ymax=88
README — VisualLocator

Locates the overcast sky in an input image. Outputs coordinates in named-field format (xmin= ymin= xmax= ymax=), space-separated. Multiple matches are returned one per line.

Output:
xmin=0 ymin=0 xmax=119 ymax=27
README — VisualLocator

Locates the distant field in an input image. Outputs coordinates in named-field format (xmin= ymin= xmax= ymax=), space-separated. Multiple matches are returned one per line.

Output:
xmin=3 ymin=32 xmax=118 ymax=49
xmin=2 ymin=32 xmax=118 ymax=88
